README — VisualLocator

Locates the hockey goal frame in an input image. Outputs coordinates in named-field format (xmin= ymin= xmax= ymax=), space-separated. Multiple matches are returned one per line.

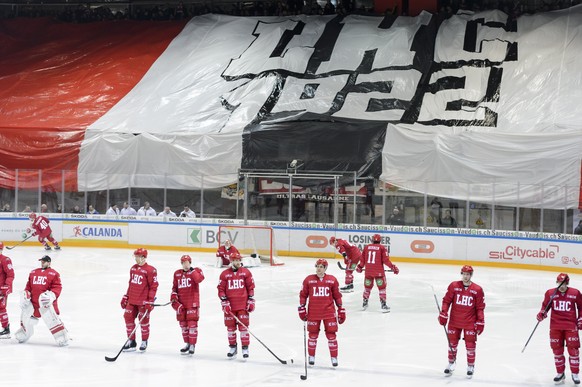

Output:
xmin=218 ymin=225 xmax=284 ymax=266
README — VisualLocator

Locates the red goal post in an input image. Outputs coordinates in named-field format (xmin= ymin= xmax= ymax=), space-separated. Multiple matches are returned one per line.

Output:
xmin=218 ymin=225 xmax=284 ymax=266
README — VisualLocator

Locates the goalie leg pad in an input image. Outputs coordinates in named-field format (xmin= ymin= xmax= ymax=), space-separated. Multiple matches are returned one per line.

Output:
xmin=39 ymin=303 xmax=69 ymax=346
xmin=15 ymin=291 xmax=36 ymax=343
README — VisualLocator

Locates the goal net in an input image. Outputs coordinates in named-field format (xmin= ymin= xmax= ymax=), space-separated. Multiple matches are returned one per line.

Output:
xmin=218 ymin=225 xmax=284 ymax=266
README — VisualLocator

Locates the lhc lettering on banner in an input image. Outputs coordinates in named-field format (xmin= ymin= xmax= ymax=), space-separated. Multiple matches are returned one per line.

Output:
xmin=221 ymin=14 xmax=516 ymax=126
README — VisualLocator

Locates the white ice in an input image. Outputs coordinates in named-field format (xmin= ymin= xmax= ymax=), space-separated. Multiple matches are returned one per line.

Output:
xmin=0 ymin=246 xmax=570 ymax=387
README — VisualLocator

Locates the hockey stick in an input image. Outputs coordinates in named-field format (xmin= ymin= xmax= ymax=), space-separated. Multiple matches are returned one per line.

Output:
xmin=300 ymin=320 xmax=307 ymax=380
xmin=430 ymin=285 xmax=454 ymax=354
xmin=6 ymin=234 xmax=35 ymax=250
xmin=521 ymin=278 xmax=567 ymax=353
xmin=152 ymin=301 xmax=171 ymax=307
xmin=337 ymin=261 xmax=392 ymax=272
xmin=105 ymin=310 xmax=150 ymax=362
xmin=229 ymin=312 xmax=292 ymax=365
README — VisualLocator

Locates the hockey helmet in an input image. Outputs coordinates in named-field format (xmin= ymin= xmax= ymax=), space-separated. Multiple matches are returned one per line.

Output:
xmin=29 ymin=212 xmax=36 ymax=220
xmin=557 ymin=273 xmax=570 ymax=285
xmin=461 ymin=265 xmax=474 ymax=274
xmin=315 ymin=258 xmax=328 ymax=268
xmin=133 ymin=248 xmax=148 ymax=258
xmin=0 ymin=241 xmax=3 ymax=250
xmin=231 ymin=253 xmax=242 ymax=261
xmin=180 ymin=254 xmax=192 ymax=263
xmin=39 ymin=255 xmax=51 ymax=262
xmin=372 ymin=234 xmax=382 ymax=243
xmin=224 ymin=239 xmax=232 ymax=248
xmin=329 ymin=236 xmax=337 ymax=245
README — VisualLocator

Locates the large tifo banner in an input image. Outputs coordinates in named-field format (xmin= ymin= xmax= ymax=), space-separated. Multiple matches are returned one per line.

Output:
xmin=1 ymin=214 xmax=582 ymax=272
xmin=2 ymin=9 xmax=582 ymax=208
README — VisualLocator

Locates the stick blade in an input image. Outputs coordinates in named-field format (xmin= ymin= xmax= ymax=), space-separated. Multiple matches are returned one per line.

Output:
xmin=300 ymin=375 xmax=307 ymax=380
xmin=104 ymin=356 xmax=118 ymax=362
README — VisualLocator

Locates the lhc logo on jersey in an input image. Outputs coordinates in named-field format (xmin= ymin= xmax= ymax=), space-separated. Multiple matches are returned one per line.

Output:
xmin=228 ymin=279 xmax=244 ymax=289
xmin=178 ymin=277 xmax=191 ymax=289
xmin=312 ymin=287 xmax=330 ymax=297
xmin=32 ymin=276 xmax=47 ymax=285
xmin=554 ymin=300 xmax=572 ymax=311
xmin=455 ymin=294 xmax=473 ymax=306
xmin=131 ymin=274 xmax=143 ymax=285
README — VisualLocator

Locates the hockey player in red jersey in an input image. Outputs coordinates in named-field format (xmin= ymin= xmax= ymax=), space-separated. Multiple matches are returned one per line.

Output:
xmin=298 ymin=259 xmax=344 ymax=367
xmin=536 ymin=273 xmax=582 ymax=385
xmin=120 ymin=248 xmax=158 ymax=352
xmin=15 ymin=255 xmax=69 ymax=346
xmin=216 ymin=239 xmax=241 ymax=267
xmin=438 ymin=265 xmax=485 ymax=378
xmin=217 ymin=253 xmax=255 ymax=359
xmin=27 ymin=212 xmax=60 ymax=251
xmin=330 ymin=236 xmax=362 ymax=293
xmin=171 ymin=255 xmax=205 ymax=355
xmin=356 ymin=234 xmax=399 ymax=312
xmin=0 ymin=242 xmax=15 ymax=338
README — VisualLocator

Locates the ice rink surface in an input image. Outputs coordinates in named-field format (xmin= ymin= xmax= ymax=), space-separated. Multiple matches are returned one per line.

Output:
xmin=0 ymin=246 xmax=574 ymax=387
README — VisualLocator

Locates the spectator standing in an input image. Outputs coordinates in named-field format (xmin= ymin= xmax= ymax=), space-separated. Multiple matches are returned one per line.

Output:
xmin=137 ymin=202 xmax=156 ymax=217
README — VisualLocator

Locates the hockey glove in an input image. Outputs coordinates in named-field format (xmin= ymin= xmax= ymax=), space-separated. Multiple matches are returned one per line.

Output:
xmin=143 ymin=301 xmax=154 ymax=312
xmin=392 ymin=265 xmax=400 ymax=275
xmin=438 ymin=311 xmax=448 ymax=326
xmin=536 ymin=311 xmax=547 ymax=322
xmin=221 ymin=297 xmax=231 ymax=314
xmin=120 ymin=294 xmax=128 ymax=309
xmin=475 ymin=320 xmax=485 ymax=335
xmin=39 ymin=291 xmax=55 ymax=308
xmin=0 ymin=285 xmax=10 ymax=296
xmin=356 ymin=266 xmax=363 ymax=273
xmin=298 ymin=305 xmax=307 ymax=321
xmin=578 ymin=318 xmax=582 ymax=330
xmin=247 ymin=297 xmax=255 ymax=313
xmin=337 ymin=307 xmax=346 ymax=324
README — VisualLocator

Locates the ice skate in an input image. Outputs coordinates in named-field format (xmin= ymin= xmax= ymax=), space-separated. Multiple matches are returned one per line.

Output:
xmin=0 ymin=324 xmax=10 ymax=339
xmin=242 ymin=345 xmax=249 ymax=358
xmin=180 ymin=343 xmax=190 ymax=355
xmin=572 ymin=374 xmax=580 ymax=385
xmin=444 ymin=362 xmax=455 ymax=376
xmin=122 ymin=339 xmax=137 ymax=352
xmin=308 ymin=356 xmax=315 ymax=366
xmin=467 ymin=365 xmax=474 ymax=378
xmin=54 ymin=245 xmax=61 ymax=250
xmin=188 ymin=344 xmax=195 ymax=355
xmin=139 ymin=340 xmax=148 ymax=352
xmin=331 ymin=357 xmax=338 ymax=367
xmin=362 ymin=298 xmax=369 ymax=310
xmin=44 ymin=245 xmax=52 ymax=251
xmin=340 ymin=284 xmax=354 ymax=293
xmin=380 ymin=300 xmax=390 ymax=313
xmin=553 ymin=373 xmax=565 ymax=384
xmin=227 ymin=345 xmax=237 ymax=358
